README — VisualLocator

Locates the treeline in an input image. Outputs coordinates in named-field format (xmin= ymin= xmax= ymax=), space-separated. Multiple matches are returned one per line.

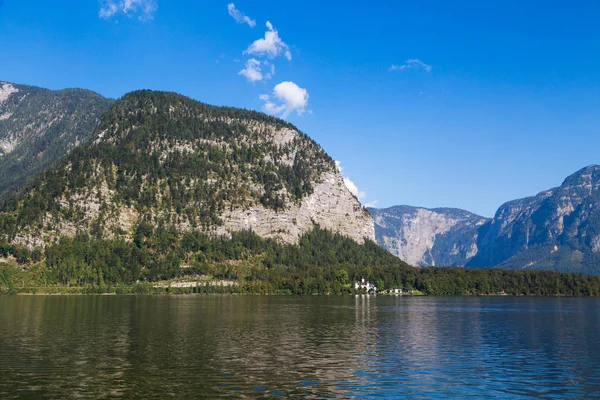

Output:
xmin=0 ymin=242 xmax=42 ymax=264
xmin=33 ymin=226 xmax=600 ymax=296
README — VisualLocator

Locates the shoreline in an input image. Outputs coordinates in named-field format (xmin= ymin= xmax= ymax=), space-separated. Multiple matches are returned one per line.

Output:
xmin=0 ymin=289 xmax=587 ymax=297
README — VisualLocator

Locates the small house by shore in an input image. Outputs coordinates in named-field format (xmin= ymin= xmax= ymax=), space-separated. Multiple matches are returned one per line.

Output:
xmin=355 ymin=278 xmax=377 ymax=293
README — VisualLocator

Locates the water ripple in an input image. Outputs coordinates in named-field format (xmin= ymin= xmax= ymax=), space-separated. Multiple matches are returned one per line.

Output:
xmin=1 ymin=296 xmax=600 ymax=398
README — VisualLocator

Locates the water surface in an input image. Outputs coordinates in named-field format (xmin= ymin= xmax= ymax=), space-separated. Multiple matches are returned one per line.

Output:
xmin=1 ymin=295 xmax=599 ymax=398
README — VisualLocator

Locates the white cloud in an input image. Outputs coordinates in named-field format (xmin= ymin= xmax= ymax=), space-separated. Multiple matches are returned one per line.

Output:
xmin=335 ymin=161 xmax=365 ymax=200
xmin=227 ymin=3 xmax=256 ymax=27
xmin=99 ymin=0 xmax=157 ymax=21
xmin=390 ymin=59 xmax=432 ymax=72
xmin=245 ymin=21 xmax=292 ymax=61
xmin=260 ymin=81 xmax=308 ymax=118
xmin=343 ymin=177 xmax=366 ymax=201
xmin=99 ymin=2 xmax=119 ymax=18
xmin=239 ymin=59 xmax=275 ymax=82
xmin=336 ymin=161 xmax=376 ymax=206
xmin=363 ymin=200 xmax=379 ymax=208
xmin=239 ymin=59 xmax=263 ymax=82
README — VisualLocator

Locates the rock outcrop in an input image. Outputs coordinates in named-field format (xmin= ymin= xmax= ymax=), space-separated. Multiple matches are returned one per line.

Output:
xmin=369 ymin=206 xmax=488 ymax=266
xmin=219 ymin=171 xmax=373 ymax=243
xmin=467 ymin=165 xmax=600 ymax=273
xmin=373 ymin=166 xmax=600 ymax=274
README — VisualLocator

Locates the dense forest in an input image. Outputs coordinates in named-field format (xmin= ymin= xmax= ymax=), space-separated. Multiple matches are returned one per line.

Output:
xmin=2 ymin=226 xmax=600 ymax=296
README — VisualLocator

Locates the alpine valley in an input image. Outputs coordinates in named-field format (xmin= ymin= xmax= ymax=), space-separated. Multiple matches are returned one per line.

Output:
xmin=1 ymin=80 xmax=600 ymax=296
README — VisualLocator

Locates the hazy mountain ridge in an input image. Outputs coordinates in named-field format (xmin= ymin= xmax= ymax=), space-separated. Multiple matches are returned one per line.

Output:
xmin=373 ymin=165 xmax=600 ymax=274
xmin=467 ymin=165 xmax=600 ymax=273
xmin=0 ymin=89 xmax=373 ymax=248
xmin=370 ymin=206 xmax=488 ymax=266
xmin=0 ymin=81 xmax=113 ymax=196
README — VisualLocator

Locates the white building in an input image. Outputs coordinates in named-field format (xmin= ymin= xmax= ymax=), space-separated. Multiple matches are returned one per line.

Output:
xmin=355 ymin=278 xmax=377 ymax=293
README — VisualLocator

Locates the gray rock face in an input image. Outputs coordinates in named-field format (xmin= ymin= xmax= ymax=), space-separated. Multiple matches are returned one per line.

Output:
xmin=467 ymin=165 xmax=600 ymax=274
xmin=369 ymin=206 xmax=488 ymax=266
xmin=219 ymin=171 xmax=374 ymax=244
xmin=373 ymin=166 xmax=600 ymax=274
xmin=0 ymin=81 xmax=112 ymax=196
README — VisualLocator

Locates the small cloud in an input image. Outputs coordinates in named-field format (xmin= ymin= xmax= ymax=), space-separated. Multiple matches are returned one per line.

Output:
xmin=227 ymin=3 xmax=256 ymax=27
xmin=239 ymin=58 xmax=275 ymax=82
xmin=215 ymin=53 xmax=225 ymax=64
xmin=99 ymin=0 xmax=157 ymax=21
xmin=390 ymin=59 xmax=432 ymax=72
xmin=363 ymin=200 xmax=379 ymax=208
xmin=335 ymin=161 xmax=375 ymax=205
xmin=343 ymin=177 xmax=366 ymax=201
xmin=240 ymin=59 xmax=262 ymax=82
xmin=245 ymin=21 xmax=292 ymax=61
xmin=239 ymin=59 xmax=275 ymax=82
xmin=99 ymin=1 xmax=119 ymax=18
xmin=260 ymin=81 xmax=308 ymax=118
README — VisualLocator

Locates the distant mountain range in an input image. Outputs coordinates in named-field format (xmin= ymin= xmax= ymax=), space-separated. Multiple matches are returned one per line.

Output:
xmin=0 ymin=81 xmax=113 ymax=197
xmin=371 ymin=165 xmax=600 ymax=274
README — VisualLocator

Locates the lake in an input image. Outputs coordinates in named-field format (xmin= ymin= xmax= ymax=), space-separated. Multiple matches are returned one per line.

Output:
xmin=1 ymin=295 xmax=599 ymax=399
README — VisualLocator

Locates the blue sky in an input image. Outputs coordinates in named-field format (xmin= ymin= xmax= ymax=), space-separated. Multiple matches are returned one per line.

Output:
xmin=1 ymin=1 xmax=600 ymax=216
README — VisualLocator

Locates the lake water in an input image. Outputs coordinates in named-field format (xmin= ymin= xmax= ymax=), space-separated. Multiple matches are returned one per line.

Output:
xmin=1 ymin=296 xmax=600 ymax=399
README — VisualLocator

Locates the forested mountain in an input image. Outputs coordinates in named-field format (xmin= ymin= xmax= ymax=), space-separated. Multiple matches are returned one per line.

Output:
xmin=0 ymin=85 xmax=597 ymax=295
xmin=0 ymin=90 xmax=373 ymax=249
xmin=0 ymin=81 xmax=112 ymax=197
xmin=369 ymin=206 xmax=488 ymax=266
xmin=373 ymin=166 xmax=600 ymax=274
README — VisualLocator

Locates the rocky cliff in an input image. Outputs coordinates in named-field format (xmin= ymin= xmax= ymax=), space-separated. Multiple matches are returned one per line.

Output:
xmin=467 ymin=165 xmax=600 ymax=273
xmin=373 ymin=166 xmax=600 ymax=274
xmin=0 ymin=81 xmax=112 ymax=197
xmin=0 ymin=90 xmax=373 ymax=248
xmin=369 ymin=206 xmax=488 ymax=266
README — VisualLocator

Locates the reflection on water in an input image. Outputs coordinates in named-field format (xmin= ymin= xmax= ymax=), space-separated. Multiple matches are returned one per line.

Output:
xmin=1 ymin=295 xmax=600 ymax=398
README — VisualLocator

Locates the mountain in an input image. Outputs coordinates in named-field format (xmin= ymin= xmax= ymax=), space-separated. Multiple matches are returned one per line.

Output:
xmin=1 ymin=84 xmax=598 ymax=295
xmin=372 ymin=166 xmax=600 ymax=274
xmin=0 ymin=81 xmax=113 ymax=197
xmin=466 ymin=165 xmax=600 ymax=273
xmin=369 ymin=206 xmax=489 ymax=266
xmin=0 ymin=90 xmax=373 ymax=248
